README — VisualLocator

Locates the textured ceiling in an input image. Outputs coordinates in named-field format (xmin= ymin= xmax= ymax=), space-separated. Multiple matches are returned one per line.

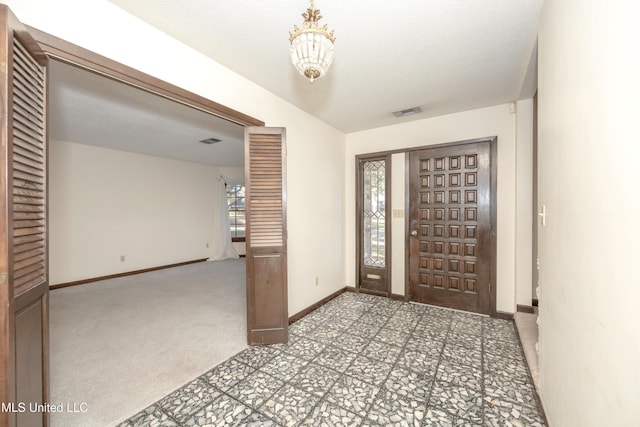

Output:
xmin=107 ymin=0 xmax=543 ymax=132
xmin=49 ymin=60 xmax=245 ymax=166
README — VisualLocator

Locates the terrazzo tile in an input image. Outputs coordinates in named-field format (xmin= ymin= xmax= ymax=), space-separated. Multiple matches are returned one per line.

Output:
xmin=483 ymin=338 xmax=525 ymax=361
xmin=435 ymin=360 xmax=483 ymax=391
xmin=365 ymin=388 xmax=426 ymax=427
xmin=446 ymin=331 xmax=482 ymax=351
xmin=483 ymin=371 xmax=538 ymax=407
xmin=483 ymin=352 xmax=529 ymax=378
xmin=359 ymin=312 xmax=392 ymax=327
xmin=348 ymin=321 xmax=381 ymax=339
xmin=483 ymin=396 xmax=546 ymax=427
xmin=158 ymin=378 xmax=222 ymax=423
xmin=284 ymin=337 xmax=327 ymax=361
xmin=374 ymin=328 xmax=411 ymax=347
xmin=362 ymin=340 xmax=403 ymax=365
xmin=416 ymin=315 xmax=452 ymax=331
xmin=126 ymin=404 xmax=178 ymax=427
xmin=233 ymin=344 xmax=282 ymax=369
xmin=325 ymin=375 xmax=380 ymax=417
xmin=290 ymin=318 xmax=320 ymax=336
xmin=324 ymin=315 xmax=357 ymax=331
xmin=396 ymin=349 xmax=439 ymax=377
xmin=292 ymin=362 xmax=342 ymax=396
xmin=385 ymin=366 xmax=433 ymax=401
xmin=313 ymin=345 xmax=358 ymax=373
xmin=423 ymin=406 xmax=482 ymax=426
xmin=307 ymin=325 xmax=345 ymax=344
xmin=203 ymin=358 xmax=257 ymax=391
xmin=345 ymin=354 xmax=393 ymax=387
xmin=299 ymin=399 xmax=362 ymax=427
xmin=238 ymin=411 xmax=281 ymax=427
xmin=259 ymin=352 xmax=310 ymax=382
xmin=441 ymin=343 xmax=483 ymax=369
xmin=423 ymin=305 xmax=454 ymax=319
xmin=120 ymin=292 xmax=547 ymax=427
xmin=428 ymin=381 xmax=483 ymax=424
xmin=184 ymin=394 xmax=253 ymax=427
xmin=404 ymin=331 xmax=446 ymax=359
xmin=260 ymin=384 xmax=322 ymax=427
xmin=226 ymin=370 xmax=285 ymax=409
xmin=332 ymin=332 xmax=371 ymax=353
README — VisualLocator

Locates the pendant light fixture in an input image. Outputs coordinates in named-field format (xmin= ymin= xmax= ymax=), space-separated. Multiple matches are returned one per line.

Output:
xmin=289 ymin=0 xmax=336 ymax=83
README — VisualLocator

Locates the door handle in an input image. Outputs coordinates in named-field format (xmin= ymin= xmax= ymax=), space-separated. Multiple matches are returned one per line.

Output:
xmin=411 ymin=230 xmax=418 ymax=236
xmin=410 ymin=219 xmax=418 ymax=237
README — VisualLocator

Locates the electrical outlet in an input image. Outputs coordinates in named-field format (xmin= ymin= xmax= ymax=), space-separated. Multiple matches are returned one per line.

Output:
xmin=315 ymin=276 xmax=319 ymax=286
xmin=120 ymin=255 xmax=125 ymax=262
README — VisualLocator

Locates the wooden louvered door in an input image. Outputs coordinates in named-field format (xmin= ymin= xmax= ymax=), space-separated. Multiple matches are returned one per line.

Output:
xmin=0 ymin=6 xmax=49 ymax=427
xmin=245 ymin=127 xmax=288 ymax=345
xmin=408 ymin=140 xmax=495 ymax=315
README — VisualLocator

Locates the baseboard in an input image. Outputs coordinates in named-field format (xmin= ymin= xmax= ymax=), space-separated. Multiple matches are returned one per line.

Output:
xmin=496 ymin=311 xmax=515 ymax=320
xmin=390 ymin=293 xmax=406 ymax=301
xmin=288 ymin=287 xmax=347 ymax=324
xmin=50 ymin=258 xmax=208 ymax=290
xmin=517 ymin=304 xmax=535 ymax=314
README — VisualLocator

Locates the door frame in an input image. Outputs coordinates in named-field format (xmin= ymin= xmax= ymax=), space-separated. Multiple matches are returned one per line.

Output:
xmin=25 ymin=28 xmax=280 ymax=339
xmin=355 ymin=153 xmax=392 ymax=297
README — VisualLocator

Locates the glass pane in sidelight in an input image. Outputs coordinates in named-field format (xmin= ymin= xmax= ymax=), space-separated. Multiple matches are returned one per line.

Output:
xmin=363 ymin=160 xmax=386 ymax=267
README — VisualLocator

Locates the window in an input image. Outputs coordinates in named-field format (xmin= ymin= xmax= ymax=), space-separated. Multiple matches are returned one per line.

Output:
xmin=226 ymin=184 xmax=245 ymax=241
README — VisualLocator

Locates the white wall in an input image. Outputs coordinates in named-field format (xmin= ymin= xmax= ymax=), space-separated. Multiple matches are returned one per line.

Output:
xmin=537 ymin=1 xmax=640 ymax=425
xmin=7 ymin=0 xmax=346 ymax=315
xmin=515 ymin=99 xmax=534 ymax=307
xmin=49 ymin=140 xmax=218 ymax=284
xmin=345 ymin=104 xmax=519 ymax=313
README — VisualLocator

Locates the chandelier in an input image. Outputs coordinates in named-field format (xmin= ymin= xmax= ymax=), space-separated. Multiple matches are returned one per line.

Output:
xmin=289 ymin=0 xmax=336 ymax=83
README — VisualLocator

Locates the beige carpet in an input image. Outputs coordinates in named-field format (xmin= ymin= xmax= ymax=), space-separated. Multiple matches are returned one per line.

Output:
xmin=49 ymin=259 xmax=247 ymax=427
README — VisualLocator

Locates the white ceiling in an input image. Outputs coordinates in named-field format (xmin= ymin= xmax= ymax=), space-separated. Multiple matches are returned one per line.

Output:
xmin=49 ymin=60 xmax=245 ymax=166
xmin=49 ymin=1 xmax=542 ymax=167
xmin=106 ymin=0 xmax=543 ymax=133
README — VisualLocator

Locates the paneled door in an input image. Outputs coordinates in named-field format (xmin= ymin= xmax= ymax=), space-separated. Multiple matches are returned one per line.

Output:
xmin=408 ymin=139 xmax=496 ymax=315
xmin=0 ymin=5 xmax=50 ymax=427
xmin=244 ymin=127 xmax=288 ymax=345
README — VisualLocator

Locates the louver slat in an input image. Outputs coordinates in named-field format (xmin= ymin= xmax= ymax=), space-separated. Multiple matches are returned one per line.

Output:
xmin=11 ymin=36 xmax=47 ymax=296
xmin=247 ymin=135 xmax=284 ymax=248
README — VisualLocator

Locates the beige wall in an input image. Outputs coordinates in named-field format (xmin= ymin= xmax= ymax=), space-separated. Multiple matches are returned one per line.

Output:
xmin=345 ymin=103 xmax=521 ymax=313
xmin=49 ymin=140 xmax=218 ymax=284
xmin=8 ymin=0 xmax=346 ymax=315
xmin=538 ymin=0 xmax=640 ymax=425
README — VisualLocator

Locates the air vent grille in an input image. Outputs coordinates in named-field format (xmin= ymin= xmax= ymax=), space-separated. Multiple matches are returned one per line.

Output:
xmin=199 ymin=137 xmax=222 ymax=145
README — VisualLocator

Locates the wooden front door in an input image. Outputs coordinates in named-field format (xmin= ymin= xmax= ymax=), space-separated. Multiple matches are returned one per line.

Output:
xmin=245 ymin=127 xmax=288 ymax=345
xmin=408 ymin=139 xmax=496 ymax=315
xmin=0 ymin=6 xmax=50 ymax=427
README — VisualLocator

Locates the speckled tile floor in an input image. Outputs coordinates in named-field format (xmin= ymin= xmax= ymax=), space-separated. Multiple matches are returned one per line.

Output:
xmin=117 ymin=292 xmax=546 ymax=427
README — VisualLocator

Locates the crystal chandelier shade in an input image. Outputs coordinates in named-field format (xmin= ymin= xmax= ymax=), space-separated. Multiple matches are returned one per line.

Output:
xmin=289 ymin=0 xmax=335 ymax=83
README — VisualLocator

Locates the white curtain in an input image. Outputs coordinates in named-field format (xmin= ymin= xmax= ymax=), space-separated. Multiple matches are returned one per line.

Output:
xmin=208 ymin=175 xmax=239 ymax=261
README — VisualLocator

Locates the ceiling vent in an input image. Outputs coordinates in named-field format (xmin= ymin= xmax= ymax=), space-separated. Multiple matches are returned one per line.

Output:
xmin=198 ymin=137 xmax=222 ymax=145
xmin=393 ymin=106 xmax=422 ymax=117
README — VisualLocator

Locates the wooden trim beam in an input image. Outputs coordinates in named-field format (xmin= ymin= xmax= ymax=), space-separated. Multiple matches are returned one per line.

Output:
xmin=27 ymin=25 xmax=264 ymax=128
xmin=50 ymin=259 xmax=207 ymax=290
xmin=517 ymin=304 xmax=535 ymax=314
